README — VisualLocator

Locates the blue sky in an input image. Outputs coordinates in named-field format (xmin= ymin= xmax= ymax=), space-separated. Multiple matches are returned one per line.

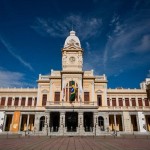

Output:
xmin=0 ymin=0 xmax=150 ymax=88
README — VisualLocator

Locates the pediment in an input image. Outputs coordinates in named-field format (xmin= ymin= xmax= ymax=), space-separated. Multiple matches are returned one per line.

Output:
xmin=41 ymin=89 xmax=49 ymax=93
xmin=95 ymin=90 xmax=103 ymax=93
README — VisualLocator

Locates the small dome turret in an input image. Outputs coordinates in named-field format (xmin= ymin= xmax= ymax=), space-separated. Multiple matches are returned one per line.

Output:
xmin=64 ymin=31 xmax=81 ymax=48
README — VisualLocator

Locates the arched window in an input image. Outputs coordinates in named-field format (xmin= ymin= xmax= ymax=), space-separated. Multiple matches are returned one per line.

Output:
xmin=39 ymin=116 xmax=45 ymax=131
xmin=98 ymin=116 xmax=104 ymax=131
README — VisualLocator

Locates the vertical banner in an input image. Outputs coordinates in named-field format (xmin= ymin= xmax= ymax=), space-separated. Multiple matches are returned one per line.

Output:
xmin=0 ymin=112 xmax=5 ymax=132
xmin=11 ymin=111 xmax=20 ymax=132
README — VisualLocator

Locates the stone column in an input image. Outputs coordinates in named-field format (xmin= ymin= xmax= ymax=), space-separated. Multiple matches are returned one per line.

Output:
xmin=12 ymin=97 xmax=15 ymax=106
xmin=25 ymin=97 xmax=28 ymax=107
xmin=129 ymin=97 xmax=132 ymax=107
xmin=18 ymin=97 xmax=21 ymax=107
xmin=136 ymin=114 xmax=140 ymax=131
xmin=27 ymin=114 xmax=30 ymax=130
xmin=110 ymin=98 xmax=112 ymax=106
xmin=92 ymin=81 xmax=94 ymax=105
xmin=5 ymin=97 xmax=8 ymax=107
xmin=114 ymin=115 xmax=117 ymax=130
xmin=78 ymin=112 xmax=84 ymax=135
xmin=32 ymin=97 xmax=34 ymax=107
xmin=136 ymin=97 xmax=139 ymax=107
xmin=122 ymin=98 xmax=125 ymax=107
xmin=49 ymin=81 xmax=53 ymax=103
xmin=105 ymin=113 xmax=109 ymax=132
xmin=43 ymin=113 xmax=49 ymax=135
xmin=3 ymin=114 xmax=7 ymax=131
xmin=143 ymin=98 xmax=145 ymax=107
xmin=116 ymin=97 xmax=119 ymax=106
xmin=94 ymin=112 xmax=99 ymax=136
xmin=34 ymin=113 xmax=40 ymax=133
xmin=59 ymin=112 xmax=65 ymax=135
xmin=47 ymin=113 xmax=50 ymax=133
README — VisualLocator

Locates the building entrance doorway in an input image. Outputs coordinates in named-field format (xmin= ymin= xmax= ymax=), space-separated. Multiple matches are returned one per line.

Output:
xmin=50 ymin=112 xmax=60 ymax=132
xmin=5 ymin=114 xmax=13 ymax=131
xmin=65 ymin=112 xmax=78 ymax=132
xmin=84 ymin=112 xmax=93 ymax=132
xmin=131 ymin=115 xmax=138 ymax=131
xmin=98 ymin=116 xmax=104 ymax=131
xmin=145 ymin=115 xmax=150 ymax=131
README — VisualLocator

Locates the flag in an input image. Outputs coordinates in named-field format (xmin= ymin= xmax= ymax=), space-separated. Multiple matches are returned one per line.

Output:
xmin=79 ymin=82 xmax=83 ymax=101
xmin=62 ymin=82 xmax=65 ymax=100
xmin=70 ymin=81 xmax=76 ymax=102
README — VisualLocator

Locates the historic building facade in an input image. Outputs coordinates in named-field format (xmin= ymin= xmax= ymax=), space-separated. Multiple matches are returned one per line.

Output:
xmin=0 ymin=31 xmax=150 ymax=136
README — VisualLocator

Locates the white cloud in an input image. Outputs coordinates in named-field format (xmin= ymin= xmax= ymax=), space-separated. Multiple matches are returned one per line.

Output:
xmin=0 ymin=69 xmax=33 ymax=88
xmin=84 ymin=11 xmax=150 ymax=77
xmin=85 ymin=42 xmax=90 ymax=51
xmin=83 ymin=50 xmax=104 ymax=75
xmin=32 ymin=15 xmax=103 ymax=40
xmin=102 ymin=12 xmax=150 ymax=75
xmin=0 ymin=37 xmax=34 ymax=71
xmin=135 ymin=34 xmax=150 ymax=52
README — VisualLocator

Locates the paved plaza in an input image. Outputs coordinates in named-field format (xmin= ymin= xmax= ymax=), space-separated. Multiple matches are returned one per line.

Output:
xmin=0 ymin=136 xmax=150 ymax=150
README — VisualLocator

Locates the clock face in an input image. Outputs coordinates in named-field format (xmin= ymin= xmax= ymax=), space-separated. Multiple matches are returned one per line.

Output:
xmin=69 ymin=56 xmax=75 ymax=62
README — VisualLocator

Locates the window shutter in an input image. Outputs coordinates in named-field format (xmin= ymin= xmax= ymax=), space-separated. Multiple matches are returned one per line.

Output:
xmin=42 ymin=94 xmax=47 ymax=106
xmin=84 ymin=92 xmax=89 ymax=103
xmin=55 ymin=92 xmax=60 ymax=101
xmin=21 ymin=97 xmax=26 ymax=106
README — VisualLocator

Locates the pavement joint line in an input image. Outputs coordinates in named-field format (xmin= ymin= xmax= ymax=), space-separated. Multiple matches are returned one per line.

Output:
xmin=0 ymin=136 xmax=150 ymax=150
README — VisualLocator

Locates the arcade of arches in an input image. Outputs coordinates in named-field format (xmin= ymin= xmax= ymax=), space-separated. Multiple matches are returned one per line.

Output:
xmin=4 ymin=112 xmax=150 ymax=134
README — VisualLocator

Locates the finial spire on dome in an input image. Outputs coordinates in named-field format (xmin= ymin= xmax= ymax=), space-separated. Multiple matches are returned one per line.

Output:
xmin=70 ymin=30 xmax=75 ymax=36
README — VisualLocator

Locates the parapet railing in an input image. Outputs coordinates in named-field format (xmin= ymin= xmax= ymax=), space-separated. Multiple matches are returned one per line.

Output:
xmin=46 ymin=101 xmax=97 ymax=107
xmin=99 ymin=106 xmax=150 ymax=111
xmin=0 ymin=104 xmax=150 ymax=111
xmin=0 ymin=106 xmax=45 ymax=110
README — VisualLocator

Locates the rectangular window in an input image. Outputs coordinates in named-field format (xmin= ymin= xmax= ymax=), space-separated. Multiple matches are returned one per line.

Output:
xmin=138 ymin=98 xmax=143 ymax=106
xmin=125 ymin=98 xmax=130 ymax=106
xmin=42 ymin=94 xmax=47 ymax=106
xmin=97 ymin=95 xmax=102 ymax=106
xmin=145 ymin=98 xmax=149 ymax=106
xmin=118 ymin=98 xmax=123 ymax=106
xmin=107 ymin=98 xmax=110 ymax=106
xmin=14 ymin=97 xmax=19 ymax=106
xmin=55 ymin=92 xmax=60 ymax=102
xmin=34 ymin=97 xmax=37 ymax=106
xmin=1 ymin=97 xmax=6 ymax=106
xmin=7 ymin=97 xmax=12 ymax=106
xmin=28 ymin=97 xmax=32 ymax=106
xmin=21 ymin=97 xmax=26 ymax=106
xmin=84 ymin=92 xmax=89 ymax=103
xmin=131 ymin=98 xmax=136 ymax=106
xmin=112 ymin=98 xmax=116 ymax=106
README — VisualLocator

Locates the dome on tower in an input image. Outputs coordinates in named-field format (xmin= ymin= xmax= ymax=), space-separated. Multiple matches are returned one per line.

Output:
xmin=64 ymin=31 xmax=81 ymax=48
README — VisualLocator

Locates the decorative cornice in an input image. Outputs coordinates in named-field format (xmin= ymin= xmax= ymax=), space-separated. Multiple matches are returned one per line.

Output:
xmin=61 ymin=71 xmax=84 ymax=74
xmin=62 ymin=47 xmax=83 ymax=52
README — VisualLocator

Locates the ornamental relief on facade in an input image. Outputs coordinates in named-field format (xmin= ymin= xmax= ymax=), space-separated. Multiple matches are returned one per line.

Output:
xmin=41 ymin=89 xmax=49 ymax=93
xmin=95 ymin=90 xmax=103 ymax=93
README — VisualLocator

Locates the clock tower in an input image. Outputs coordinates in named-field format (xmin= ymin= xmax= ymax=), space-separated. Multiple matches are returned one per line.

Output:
xmin=62 ymin=31 xmax=83 ymax=71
